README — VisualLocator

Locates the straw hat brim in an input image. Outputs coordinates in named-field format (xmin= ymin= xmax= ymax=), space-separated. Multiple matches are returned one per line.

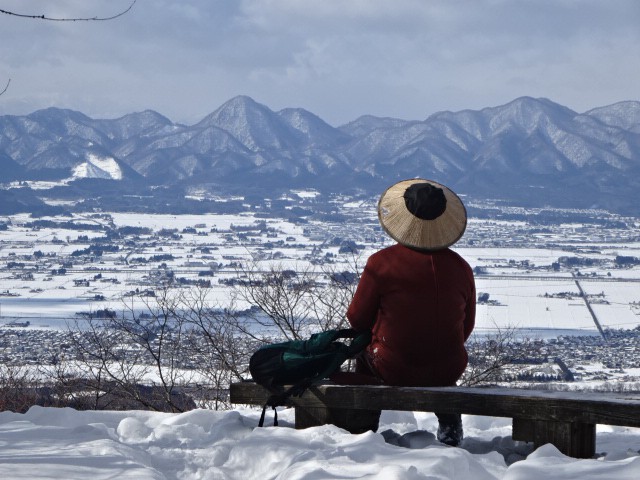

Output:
xmin=378 ymin=179 xmax=467 ymax=250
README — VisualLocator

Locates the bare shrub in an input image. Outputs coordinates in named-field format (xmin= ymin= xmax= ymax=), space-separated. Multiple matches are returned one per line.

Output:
xmin=0 ymin=363 xmax=39 ymax=413
xmin=62 ymin=285 xmax=251 ymax=411
xmin=164 ymin=286 xmax=253 ymax=410
xmin=460 ymin=326 xmax=544 ymax=387
xmin=231 ymin=257 xmax=362 ymax=341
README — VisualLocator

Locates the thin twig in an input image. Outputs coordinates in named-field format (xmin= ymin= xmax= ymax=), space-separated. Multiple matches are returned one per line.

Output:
xmin=0 ymin=78 xmax=9 ymax=96
xmin=0 ymin=0 xmax=136 ymax=22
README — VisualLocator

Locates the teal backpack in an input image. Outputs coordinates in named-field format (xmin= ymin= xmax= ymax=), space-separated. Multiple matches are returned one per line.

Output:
xmin=249 ymin=328 xmax=371 ymax=426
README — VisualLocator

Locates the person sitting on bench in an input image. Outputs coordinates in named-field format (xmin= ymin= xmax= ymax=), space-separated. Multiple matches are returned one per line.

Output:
xmin=338 ymin=178 xmax=476 ymax=447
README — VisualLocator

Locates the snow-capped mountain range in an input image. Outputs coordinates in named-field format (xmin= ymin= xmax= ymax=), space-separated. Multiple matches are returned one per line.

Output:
xmin=1 ymin=96 xmax=639 ymax=214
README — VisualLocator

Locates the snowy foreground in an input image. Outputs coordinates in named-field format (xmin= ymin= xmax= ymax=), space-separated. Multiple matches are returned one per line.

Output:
xmin=1 ymin=407 xmax=639 ymax=480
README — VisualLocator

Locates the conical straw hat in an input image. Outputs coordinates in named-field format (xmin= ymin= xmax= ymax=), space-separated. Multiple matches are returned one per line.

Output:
xmin=378 ymin=179 xmax=467 ymax=250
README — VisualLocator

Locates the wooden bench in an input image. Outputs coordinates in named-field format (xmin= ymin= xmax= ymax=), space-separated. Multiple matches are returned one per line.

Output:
xmin=230 ymin=382 xmax=640 ymax=458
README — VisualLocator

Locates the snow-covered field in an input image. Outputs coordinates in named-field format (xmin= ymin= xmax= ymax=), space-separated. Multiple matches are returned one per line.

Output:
xmin=0 ymin=406 xmax=638 ymax=480
xmin=1 ymin=211 xmax=639 ymax=334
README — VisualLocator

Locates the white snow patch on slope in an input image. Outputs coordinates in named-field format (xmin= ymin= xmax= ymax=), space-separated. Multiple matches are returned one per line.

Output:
xmin=72 ymin=153 xmax=123 ymax=180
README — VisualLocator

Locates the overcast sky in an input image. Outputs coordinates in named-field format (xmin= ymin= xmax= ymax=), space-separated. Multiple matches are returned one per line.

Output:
xmin=1 ymin=0 xmax=639 ymax=126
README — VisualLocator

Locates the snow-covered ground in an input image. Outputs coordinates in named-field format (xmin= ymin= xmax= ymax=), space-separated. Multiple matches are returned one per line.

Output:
xmin=0 ymin=406 xmax=638 ymax=480
xmin=1 ymin=211 xmax=639 ymax=333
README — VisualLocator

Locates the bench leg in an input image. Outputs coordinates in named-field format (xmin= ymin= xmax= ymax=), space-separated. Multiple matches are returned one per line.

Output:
xmin=512 ymin=418 xmax=596 ymax=458
xmin=295 ymin=406 xmax=380 ymax=433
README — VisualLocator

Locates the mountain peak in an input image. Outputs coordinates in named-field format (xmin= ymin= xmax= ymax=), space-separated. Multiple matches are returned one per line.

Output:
xmin=196 ymin=96 xmax=289 ymax=151
xmin=26 ymin=107 xmax=93 ymax=125
xmin=224 ymin=95 xmax=261 ymax=107
xmin=106 ymin=110 xmax=175 ymax=140
xmin=196 ymin=96 xmax=271 ymax=127
xmin=491 ymin=96 xmax=576 ymax=116
xmin=204 ymin=95 xmax=268 ymax=122
xmin=428 ymin=96 xmax=578 ymax=140
xmin=278 ymin=108 xmax=352 ymax=147
xmin=115 ymin=110 xmax=172 ymax=125
xmin=585 ymin=101 xmax=640 ymax=132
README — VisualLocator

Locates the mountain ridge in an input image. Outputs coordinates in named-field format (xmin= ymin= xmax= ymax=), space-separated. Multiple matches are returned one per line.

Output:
xmin=1 ymin=96 xmax=639 ymax=215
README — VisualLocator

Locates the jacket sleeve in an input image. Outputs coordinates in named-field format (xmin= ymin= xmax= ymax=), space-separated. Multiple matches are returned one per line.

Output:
xmin=463 ymin=268 xmax=476 ymax=341
xmin=346 ymin=259 xmax=380 ymax=332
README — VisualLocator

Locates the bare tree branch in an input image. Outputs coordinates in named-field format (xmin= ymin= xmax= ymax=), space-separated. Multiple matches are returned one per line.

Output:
xmin=0 ymin=78 xmax=9 ymax=96
xmin=0 ymin=1 xmax=136 ymax=22
xmin=460 ymin=324 xmax=544 ymax=387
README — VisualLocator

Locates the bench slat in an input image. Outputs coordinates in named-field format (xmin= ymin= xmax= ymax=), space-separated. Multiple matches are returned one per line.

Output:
xmin=230 ymin=382 xmax=640 ymax=428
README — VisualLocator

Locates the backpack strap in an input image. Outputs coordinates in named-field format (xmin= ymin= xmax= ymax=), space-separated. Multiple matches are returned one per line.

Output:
xmin=259 ymin=391 xmax=289 ymax=427
xmin=258 ymin=402 xmax=279 ymax=427
xmin=257 ymin=377 xmax=319 ymax=427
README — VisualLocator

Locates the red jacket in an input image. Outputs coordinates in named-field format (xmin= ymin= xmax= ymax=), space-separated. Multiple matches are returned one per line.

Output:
xmin=347 ymin=244 xmax=475 ymax=387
